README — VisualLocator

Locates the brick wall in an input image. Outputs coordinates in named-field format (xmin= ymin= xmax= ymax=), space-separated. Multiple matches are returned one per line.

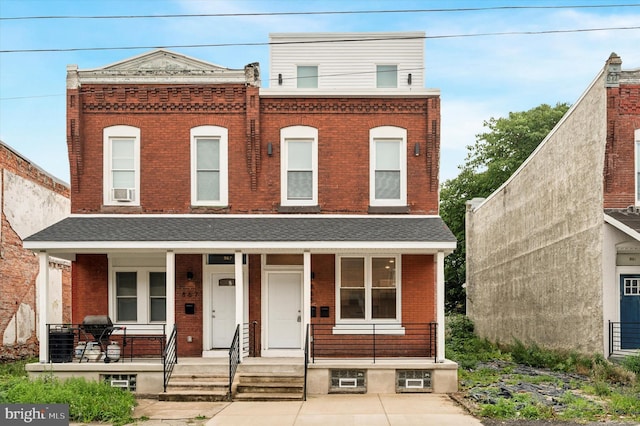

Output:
xmin=0 ymin=143 xmax=71 ymax=360
xmin=604 ymin=84 xmax=640 ymax=208
xmin=175 ymin=254 xmax=203 ymax=357
xmin=70 ymin=85 xmax=440 ymax=215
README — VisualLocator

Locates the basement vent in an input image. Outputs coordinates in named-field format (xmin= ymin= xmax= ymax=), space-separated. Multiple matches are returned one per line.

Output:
xmin=330 ymin=369 xmax=365 ymax=393
xmin=102 ymin=374 xmax=137 ymax=391
xmin=396 ymin=370 xmax=432 ymax=393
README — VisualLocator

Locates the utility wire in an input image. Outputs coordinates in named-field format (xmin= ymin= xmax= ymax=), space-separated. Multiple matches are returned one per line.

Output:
xmin=2 ymin=4 xmax=640 ymax=20
xmin=2 ymin=26 xmax=639 ymax=54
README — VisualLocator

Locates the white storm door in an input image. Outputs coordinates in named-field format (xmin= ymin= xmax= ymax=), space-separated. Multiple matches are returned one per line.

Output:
xmin=211 ymin=273 xmax=236 ymax=348
xmin=267 ymin=272 xmax=302 ymax=349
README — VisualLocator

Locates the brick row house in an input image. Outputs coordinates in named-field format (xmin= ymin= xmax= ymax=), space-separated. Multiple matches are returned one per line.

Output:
xmin=466 ymin=53 xmax=640 ymax=358
xmin=25 ymin=32 xmax=457 ymax=395
xmin=1 ymin=141 xmax=70 ymax=361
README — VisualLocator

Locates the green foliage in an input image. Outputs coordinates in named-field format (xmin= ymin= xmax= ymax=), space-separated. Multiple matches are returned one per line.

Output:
xmin=445 ymin=315 xmax=508 ymax=369
xmin=557 ymin=392 xmax=606 ymax=421
xmin=608 ymin=392 xmax=640 ymax=417
xmin=0 ymin=374 xmax=135 ymax=426
xmin=480 ymin=394 xmax=553 ymax=420
xmin=440 ymin=102 xmax=571 ymax=313
xmin=622 ymin=354 xmax=640 ymax=375
xmin=0 ymin=358 xmax=34 ymax=378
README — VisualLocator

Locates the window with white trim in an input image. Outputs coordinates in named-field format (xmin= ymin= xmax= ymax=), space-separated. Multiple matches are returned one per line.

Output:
xmin=376 ymin=65 xmax=398 ymax=88
xmin=191 ymin=126 xmax=228 ymax=206
xmin=297 ymin=65 xmax=318 ymax=88
xmin=103 ymin=125 xmax=140 ymax=205
xmin=336 ymin=255 xmax=400 ymax=322
xmin=370 ymin=126 xmax=407 ymax=206
xmin=624 ymin=277 xmax=640 ymax=296
xmin=635 ymin=129 xmax=640 ymax=205
xmin=112 ymin=269 xmax=166 ymax=324
xmin=280 ymin=126 xmax=318 ymax=206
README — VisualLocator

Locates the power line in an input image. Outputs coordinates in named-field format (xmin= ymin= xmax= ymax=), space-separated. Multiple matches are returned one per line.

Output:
xmin=1 ymin=26 xmax=638 ymax=54
xmin=2 ymin=4 xmax=639 ymax=20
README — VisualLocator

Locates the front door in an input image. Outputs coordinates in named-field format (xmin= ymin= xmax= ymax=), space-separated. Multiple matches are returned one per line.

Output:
xmin=211 ymin=273 xmax=236 ymax=349
xmin=267 ymin=272 xmax=302 ymax=349
xmin=620 ymin=275 xmax=640 ymax=349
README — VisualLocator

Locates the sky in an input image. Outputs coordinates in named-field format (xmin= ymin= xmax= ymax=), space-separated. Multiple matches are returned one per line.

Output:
xmin=1 ymin=0 xmax=639 ymax=185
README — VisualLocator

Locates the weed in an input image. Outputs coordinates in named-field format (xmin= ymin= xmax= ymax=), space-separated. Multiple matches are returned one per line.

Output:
xmin=607 ymin=392 xmax=640 ymax=418
xmin=622 ymin=354 xmax=640 ymax=375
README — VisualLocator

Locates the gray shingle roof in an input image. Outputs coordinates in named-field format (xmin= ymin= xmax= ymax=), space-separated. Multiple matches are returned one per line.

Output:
xmin=605 ymin=209 xmax=640 ymax=234
xmin=25 ymin=216 xmax=455 ymax=244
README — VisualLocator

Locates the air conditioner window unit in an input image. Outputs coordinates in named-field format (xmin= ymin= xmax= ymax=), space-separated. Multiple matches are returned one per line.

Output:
xmin=113 ymin=188 xmax=134 ymax=202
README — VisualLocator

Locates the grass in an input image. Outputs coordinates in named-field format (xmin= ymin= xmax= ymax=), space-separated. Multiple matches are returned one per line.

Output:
xmin=0 ymin=361 xmax=136 ymax=426
xmin=447 ymin=314 xmax=640 ymax=423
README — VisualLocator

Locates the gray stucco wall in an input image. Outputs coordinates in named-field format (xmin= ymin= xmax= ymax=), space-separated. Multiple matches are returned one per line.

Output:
xmin=466 ymin=70 xmax=607 ymax=354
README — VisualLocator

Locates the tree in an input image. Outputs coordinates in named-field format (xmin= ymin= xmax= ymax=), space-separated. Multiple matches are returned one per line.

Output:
xmin=441 ymin=102 xmax=571 ymax=313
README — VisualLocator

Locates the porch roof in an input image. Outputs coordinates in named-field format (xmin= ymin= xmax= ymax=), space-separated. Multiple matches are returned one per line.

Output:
xmin=605 ymin=209 xmax=640 ymax=242
xmin=24 ymin=214 xmax=456 ymax=253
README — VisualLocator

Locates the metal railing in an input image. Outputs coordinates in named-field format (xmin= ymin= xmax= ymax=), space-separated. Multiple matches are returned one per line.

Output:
xmin=310 ymin=322 xmax=437 ymax=363
xmin=303 ymin=323 xmax=310 ymax=401
xmin=163 ymin=324 xmax=178 ymax=392
xmin=609 ymin=321 xmax=640 ymax=356
xmin=228 ymin=324 xmax=241 ymax=401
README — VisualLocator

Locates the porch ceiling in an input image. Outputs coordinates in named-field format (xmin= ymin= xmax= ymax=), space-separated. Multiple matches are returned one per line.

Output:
xmin=24 ymin=214 xmax=456 ymax=253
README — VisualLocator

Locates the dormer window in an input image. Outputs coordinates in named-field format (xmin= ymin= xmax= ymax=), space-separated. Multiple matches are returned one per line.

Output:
xmin=376 ymin=65 xmax=398 ymax=88
xmin=297 ymin=65 xmax=318 ymax=88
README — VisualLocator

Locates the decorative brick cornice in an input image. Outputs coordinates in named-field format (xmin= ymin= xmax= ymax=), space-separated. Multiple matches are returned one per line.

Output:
xmin=261 ymin=100 xmax=428 ymax=114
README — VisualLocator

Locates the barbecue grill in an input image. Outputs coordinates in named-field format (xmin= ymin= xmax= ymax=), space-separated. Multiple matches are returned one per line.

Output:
xmin=81 ymin=315 xmax=115 ymax=362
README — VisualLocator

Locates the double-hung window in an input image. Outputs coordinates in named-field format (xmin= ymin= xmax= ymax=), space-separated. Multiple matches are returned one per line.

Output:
xmin=113 ymin=269 xmax=166 ymax=324
xmin=337 ymin=255 xmax=400 ymax=322
xmin=376 ymin=65 xmax=398 ymax=88
xmin=103 ymin=125 xmax=140 ymax=205
xmin=280 ymin=126 xmax=318 ymax=206
xmin=191 ymin=126 xmax=228 ymax=206
xmin=297 ymin=65 xmax=318 ymax=88
xmin=370 ymin=126 xmax=407 ymax=206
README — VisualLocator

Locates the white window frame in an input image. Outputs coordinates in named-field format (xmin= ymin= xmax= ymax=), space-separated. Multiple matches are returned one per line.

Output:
xmin=297 ymin=65 xmax=319 ymax=88
xmin=103 ymin=125 xmax=140 ymax=206
xmin=635 ymin=129 xmax=640 ymax=205
xmin=109 ymin=267 xmax=167 ymax=325
xmin=335 ymin=254 xmax=402 ymax=330
xmin=280 ymin=126 xmax=318 ymax=206
xmin=190 ymin=125 xmax=229 ymax=206
xmin=369 ymin=126 xmax=407 ymax=207
xmin=376 ymin=64 xmax=398 ymax=88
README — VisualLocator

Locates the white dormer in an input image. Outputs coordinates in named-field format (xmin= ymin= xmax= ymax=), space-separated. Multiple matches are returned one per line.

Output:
xmin=264 ymin=32 xmax=434 ymax=96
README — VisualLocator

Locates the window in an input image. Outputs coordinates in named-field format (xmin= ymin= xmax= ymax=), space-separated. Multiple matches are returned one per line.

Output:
xmin=103 ymin=125 xmax=140 ymax=205
xmin=112 ymin=269 xmax=166 ymax=323
xmin=337 ymin=255 xmax=400 ymax=322
xmin=635 ymin=129 xmax=640 ymax=204
xmin=281 ymin=126 xmax=318 ymax=206
xmin=370 ymin=126 xmax=407 ymax=206
xmin=297 ymin=65 xmax=318 ymax=88
xmin=624 ymin=277 xmax=640 ymax=296
xmin=191 ymin=126 xmax=228 ymax=206
xmin=376 ymin=65 xmax=397 ymax=88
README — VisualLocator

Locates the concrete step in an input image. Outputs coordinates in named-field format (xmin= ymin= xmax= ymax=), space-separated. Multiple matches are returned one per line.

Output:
xmin=239 ymin=374 xmax=304 ymax=384
xmin=233 ymin=392 xmax=304 ymax=402
xmin=159 ymin=389 xmax=229 ymax=402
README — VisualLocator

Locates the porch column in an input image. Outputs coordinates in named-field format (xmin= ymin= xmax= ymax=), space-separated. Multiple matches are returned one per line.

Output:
xmin=234 ymin=251 xmax=244 ymax=361
xmin=436 ymin=251 xmax=445 ymax=362
xmin=165 ymin=251 xmax=176 ymax=337
xmin=37 ymin=251 xmax=50 ymax=363
xmin=303 ymin=251 xmax=311 ymax=351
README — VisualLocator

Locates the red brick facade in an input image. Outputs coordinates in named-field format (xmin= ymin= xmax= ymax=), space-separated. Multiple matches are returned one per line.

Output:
xmin=604 ymin=83 xmax=640 ymax=208
xmin=66 ymin=53 xmax=442 ymax=359
xmin=0 ymin=143 xmax=71 ymax=361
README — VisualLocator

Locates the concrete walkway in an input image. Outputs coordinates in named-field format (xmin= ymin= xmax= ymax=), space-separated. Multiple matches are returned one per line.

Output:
xmin=125 ymin=394 xmax=483 ymax=426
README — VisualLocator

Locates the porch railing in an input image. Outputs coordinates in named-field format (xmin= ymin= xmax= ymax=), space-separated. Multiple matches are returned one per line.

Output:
xmin=609 ymin=321 xmax=640 ymax=356
xmin=163 ymin=324 xmax=178 ymax=392
xmin=228 ymin=324 xmax=241 ymax=401
xmin=303 ymin=323 xmax=310 ymax=401
xmin=310 ymin=322 xmax=437 ymax=363
xmin=46 ymin=323 xmax=166 ymax=363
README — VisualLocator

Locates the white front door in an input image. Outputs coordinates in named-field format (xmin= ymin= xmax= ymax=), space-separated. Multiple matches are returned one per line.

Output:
xmin=211 ymin=273 xmax=236 ymax=349
xmin=267 ymin=272 xmax=302 ymax=349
